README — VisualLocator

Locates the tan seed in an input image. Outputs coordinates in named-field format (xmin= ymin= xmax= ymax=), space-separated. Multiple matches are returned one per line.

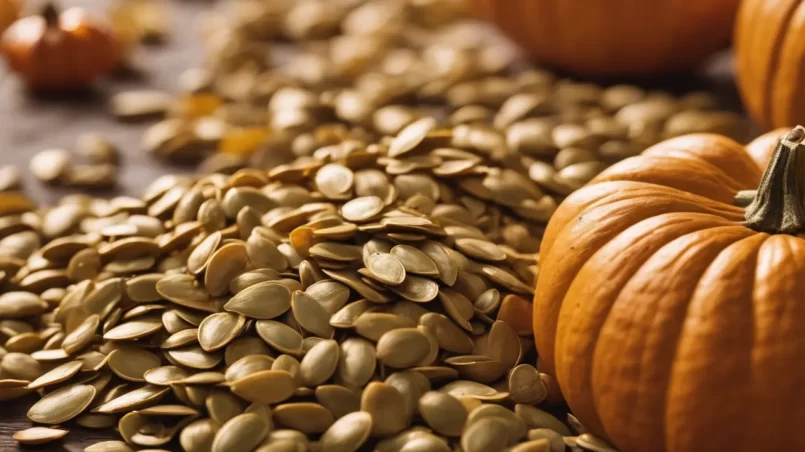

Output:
xmin=0 ymin=292 xmax=48 ymax=318
xmin=255 ymin=320 xmax=304 ymax=355
xmin=2 ymin=352 xmax=43 ymax=381
xmin=376 ymin=328 xmax=431 ymax=369
xmin=512 ymin=439 xmax=552 ymax=452
xmin=487 ymin=320 xmax=522 ymax=370
xmin=300 ymin=339 xmax=339 ymax=387
xmin=225 ymin=355 xmax=276 ymax=382
xmin=315 ymin=164 xmax=354 ymax=199
xmin=207 ymin=391 xmax=247 ymax=425
xmin=212 ymin=413 xmax=270 ymax=452
xmin=198 ymin=312 xmax=246 ymax=352
xmin=224 ymin=281 xmax=291 ymax=319
xmin=161 ymin=328 xmax=200 ymax=349
xmin=419 ymin=313 xmax=474 ymax=354
xmin=274 ymin=402 xmax=335 ymax=434
xmin=361 ymin=382 xmax=408 ymax=436
xmin=187 ymin=231 xmax=222 ymax=275
xmin=85 ymin=441 xmax=136 ymax=452
xmin=93 ymin=385 xmax=169 ymax=413
xmin=167 ymin=346 xmax=223 ymax=370
xmin=12 ymin=427 xmax=69 ymax=445
xmin=30 ymin=148 xmax=71 ymax=183
xmin=205 ymin=242 xmax=248 ymax=297
xmin=337 ymin=338 xmax=376 ymax=389
xmin=354 ymin=313 xmax=416 ymax=341
xmin=315 ymin=384 xmax=361 ymax=419
xmin=365 ymin=253 xmax=406 ymax=286
xmin=26 ymin=360 xmax=82 ymax=390
xmin=390 ymin=245 xmax=439 ymax=276
xmin=108 ymin=347 xmax=162 ymax=382
xmin=103 ymin=317 xmax=163 ymax=340
xmin=180 ymin=418 xmax=220 ymax=452
xmin=144 ymin=366 xmax=191 ymax=386
xmin=229 ymin=370 xmax=296 ymax=405
xmin=291 ymin=290 xmax=334 ymax=338
xmin=246 ymin=229 xmax=288 ymax=271
xmin=340 ymin=196 xmax=385 ymax=222
xmin=508 ymin=364 xmax=547 ymax=405
xmin=575 ymin=433 xmax=619 ymax=452
xmin=418 ymin=391 xmax=467 ymax=437
xmin=319 ymin=411 xmax=373 ymax=452
xmin=224 ymin=336 xmax=274 ymax=366
xmin=391 ymin=275 xmax=439 ymax=303
xmin=28 ymin=384 xmax=96 ymax=424
xmin=461 ymin=417 xmax=510 ymax=452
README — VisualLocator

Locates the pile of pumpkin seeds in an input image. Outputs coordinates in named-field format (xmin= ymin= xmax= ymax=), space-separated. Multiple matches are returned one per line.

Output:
xmin=1 ymin=0 xmax=750 ymax=451
xmin=28 ymin=134 xmax=120 ymax=189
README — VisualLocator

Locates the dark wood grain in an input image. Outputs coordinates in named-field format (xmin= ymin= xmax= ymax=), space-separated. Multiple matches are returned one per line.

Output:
xmin=0 ymin=1 xmax=749 ymax=450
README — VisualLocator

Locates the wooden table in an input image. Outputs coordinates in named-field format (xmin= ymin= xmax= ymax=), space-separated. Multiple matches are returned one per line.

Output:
xmin=0 ymin=0 xmax=749 ymax=450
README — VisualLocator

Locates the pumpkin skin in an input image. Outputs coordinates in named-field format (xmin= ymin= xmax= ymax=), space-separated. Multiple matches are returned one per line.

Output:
xmin=533 ymin=129 xmax=805 ymax=452
xmin=734 ymin=0 xmax=805 ymax=129
xmin=0 ymin=0 xmax=21 ymax=35
xmin=466 ymin=0 xmax=740 ymax=76
xmin=0 ymin=4 xmax=118 ymax=90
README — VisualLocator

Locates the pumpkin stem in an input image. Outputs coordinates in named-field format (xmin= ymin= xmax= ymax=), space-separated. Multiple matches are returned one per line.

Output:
xmin=745 ymin=125 xmax=805 ymax=234
xmin=42 ymin=3 xmax=59 ymax=27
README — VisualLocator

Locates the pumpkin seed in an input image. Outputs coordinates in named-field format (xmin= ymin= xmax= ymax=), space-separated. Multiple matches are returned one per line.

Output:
xmin=315 ymin=384 xmax=361 ymax=419
xmin=305 ymin=280 xmax=350 ymax=314
xmin=12 ymin=426 xmax=69 ymax=445
xmin=167 ymin=346 xmax=223 ymax=370
xmin=28 ymin=384 xmax=96 ymax=424
xmin=229 ymin=370 xmax=296 ymax=404
xmin=0 ymin=292 xmax=48 ymax=318
xmin=205 ymin=242 xmax=248 ymax=297
xmin=26 ymin=360 xmax=82 ymax=389
xmin=225 ymin=355 xmax=276 ymax=382
xmin=207 ymin=390 xmax=247 ymax=425
xmin=255 ymin=320 xmax=304 ymax=355
xmin=162 ymin=328 xmax=200 ymax=349
xmin=103 ymin=317 xmax=163 ymax=340
xmin=508 ymin=364 xmax=547 ymax=405
xmin=274 ymin=402 xmax=335 ymax=433
xmin=514 ymin=405 xmax=571 ymax=436
xmin=224 ymin=336 xmax=274 ymax=365
xmin=300 ymin=339 xmax=340 ymax=386
xmin=198 ymin=312 xmax=246 ymax=352
xmin=361 ymin=382 xmax=408 ymax=436
xmin=461 ymin=417 xmax=510 ymax=452
xmin=487 ymin=320 xmax=522 ymax=370
xmin=188 ymin=231 xmax=222 ymax=275
xmin=85 ymin=441 xmax=136 ymax=452
xmin=180 ymin=418 xmax=220 ymax=452
xmin=418 ymin=391 xmax=467 ymax=437
xmin=575 ymin=433 xmax=619 ymax=452
xmin=390 ymin=245 xmax=439 ymax=276
xmin=2 ymin=352 xmax=43 ymax=381
xmin=365 ymin=253 xmax=406 ymax=286
xmin=94 ymin=385 xmax=170 ymax=413
xmin=212 ymin=413 xmax=270 ymax=452
xmin=108 ymin=347 xmax=162 ymax=382
xmin=376 ymin=328 xmax=431 ymax=369
xmin=354 ymin=312 xmax=416 ymax=341
xmin=337 ymin=337 xmax=376 ymax=389
xmin=319 ymin=411 xmax=373 ymax=452
xmin=291 ymin=290 xmax=334 ymax=338
xmin=224 ymin=281 xmax=291 ymax=319
xmin=144 ymin=366 xmax=191 ymax=386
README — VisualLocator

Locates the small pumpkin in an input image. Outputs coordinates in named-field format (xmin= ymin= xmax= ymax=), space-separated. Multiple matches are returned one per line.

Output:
xmin=0 ymin=3 xmax=118 ymax=90
xmin=467 ymin=0 xmax=741 ymax=76
xmin=0 ymin=0 xmax=20 ymax=35
xmin=533 ymin=126 xmax=805 ymax=452
xmin=734 ymin=0 xmax=805 ymax=129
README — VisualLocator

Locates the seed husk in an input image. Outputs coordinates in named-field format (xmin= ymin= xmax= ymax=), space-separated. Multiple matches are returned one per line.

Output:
xmin=337 ymin=337 xmax=376 ymax=389
xmin=376 ymin=328 xmax=431 ymax=369
xmin=255 ymin=320 xmax=304 ymax=355
xmin=198 ymin=312 xmax=246 ymax=352
xmin=28 ymin=384 xmax=96 ymax=424
xmin=103 ymin=317 xmax=163 ymax=341
xmin=85 ymin=441 xmax=136 ymax=452
xmin=12 ymin=427 xmax=69 ymax=445
xmin=291 ymin=290 xmax=334 ymax=338
xmin=108 ymin=347 xmax=162 ymax=382
xmin=94 ymin=385 xmax=170 ymax=414
xmin=0 ymin=292 xmax=48 ymax=318
xmin=319 ymin=411 xmax=373 ymax=452
xmin=418 ymin=391 xmax=467 ymax=437
xmin=274 ymin=402 xmax=335 ymax=434
xmin=180 ymin=418 xmax=220 ymax=452
xmin=299 ymin=339 xmax=340 ymax=387
xmin=224 ymin=336 xmax=274 ymax=366
xmin=212 ymin=413 xmax=270 ymax=452
xmin=461 ymin=417 xmax=510 ymax=452
xmin=354 ymin=312 xmax=416 ymax=341
xmin=229 ymin=370 xmax=296 ymax=405
xmin=167 ymin=346 xmax=223 ymax=370
xmin=207 ymin=390 xmax=247 ymax=425
xmin=26 ymin=360 xmax=83 ymax=389
xmin=144 ymin=366 xmax=191 ymax=386
xmin=391 ymin=275 xmax=439 ymax=303
xmin=390 ymin=245 xmax=439 ymax=276
xmin=315 ymin=384 xmax=361 ymax=420
xmin=225 ymin=355 xmax=276 ymax=382
xmin=508 ymin=364 xmax=547 ymax=405
xmin=365 ymin=253 xmax=406 ymax=286
xmin=2 ymin=352 xmax=43 ymax=381
xmin=187 ymin=231 xmax=222 ymax=275
xmin=360 ymin=382 xmax=408 ymax=436
xmin=224 ymin=281 xmax=291 ymax=319
xmin=205 ymin=242 xmax=248 ymax=297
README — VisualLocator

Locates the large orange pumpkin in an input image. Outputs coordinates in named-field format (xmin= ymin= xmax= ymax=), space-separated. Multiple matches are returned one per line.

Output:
xmin=533 ymin=126 xmax=805 ymax=452
xmin=466 ymin=0 xmax=741 ymax=76
xmin=734 ymin=0 xmax=805 ymax=129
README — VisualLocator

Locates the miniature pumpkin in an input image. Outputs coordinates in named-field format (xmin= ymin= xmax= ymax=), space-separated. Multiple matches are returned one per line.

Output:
xmin=0 ymin=0 xmax=21 ymax=35
xmin=467 ymin=0 xmax=741 ymax=76
xmin=0 ymin=3 xmax=118 ymax=90
xmin=533 ymin=127 xmax=805 ymax=452
xmin=735 ymin=0 xmax=805 ymax=129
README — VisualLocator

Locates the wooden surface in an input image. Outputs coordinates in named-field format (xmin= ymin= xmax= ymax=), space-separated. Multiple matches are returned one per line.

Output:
xmin=0 ymin=0 xmax=749 ymax=450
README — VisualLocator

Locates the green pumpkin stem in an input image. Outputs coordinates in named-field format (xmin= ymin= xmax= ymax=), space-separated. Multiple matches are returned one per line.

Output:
xmin=745 ymin=125 xmax=805 ymax=234
xmin=42 ymin=3 xmax=60 ymax=27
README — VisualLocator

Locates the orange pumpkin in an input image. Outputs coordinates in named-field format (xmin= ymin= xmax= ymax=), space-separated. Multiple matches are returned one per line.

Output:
xmin=734 ymin=0 xmax=805 ymax=129
xmin=533 ymin=127 xmax=805 ymax=452
xmin=0 ymin=0 xmax=21 ymax=35
xmin=0 ymin=3 xmax=118 ymax=90
xmin=467 ymin=0 xmax=741 ymax=76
